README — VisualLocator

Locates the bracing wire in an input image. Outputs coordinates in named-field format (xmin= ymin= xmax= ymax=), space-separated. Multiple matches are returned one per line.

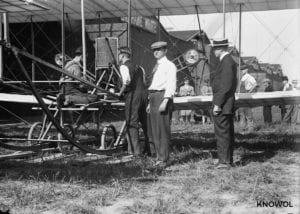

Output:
xmin=0 ymin=105 xmax=32 ymax=125
xmin=246 ymin=7 xmax=296 ymax=59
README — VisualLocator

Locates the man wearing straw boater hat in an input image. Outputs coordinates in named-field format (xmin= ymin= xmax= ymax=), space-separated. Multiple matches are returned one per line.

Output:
xmin=148 ymin=41 xmax=177 ymax=168
xmin=210 ymin=38 xmax=237 ymax=169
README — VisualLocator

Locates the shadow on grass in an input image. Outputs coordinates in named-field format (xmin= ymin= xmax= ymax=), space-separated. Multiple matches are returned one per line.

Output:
xmin=0 ymin=130 xmax=298 ymax=184
xmin=0 ymin=157 xmax=148 ymax=184
xmin=172 ymin=132 xmax=298 ymax=152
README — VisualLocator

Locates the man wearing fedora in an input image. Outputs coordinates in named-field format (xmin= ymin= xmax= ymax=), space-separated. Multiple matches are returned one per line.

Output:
xmin=210 ymin=38 xmax=237 ymax=169
xmin=58 ymin=46 xmax=97 ymax=106
xmin=117 ymin=47 xmax=150 ymax=156
xmin=148 ymin=41 xmax=177 ymax=168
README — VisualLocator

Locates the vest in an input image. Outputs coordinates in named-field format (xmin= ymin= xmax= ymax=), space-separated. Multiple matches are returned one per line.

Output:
xmin=124 ymin=60 xmax=146 ymax=92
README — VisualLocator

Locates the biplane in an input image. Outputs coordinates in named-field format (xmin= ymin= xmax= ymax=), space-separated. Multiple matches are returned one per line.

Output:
xmin=0 ymin=0 xmax=299 ymax=160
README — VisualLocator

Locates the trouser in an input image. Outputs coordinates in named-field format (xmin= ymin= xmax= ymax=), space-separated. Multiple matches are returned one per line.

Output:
xmin=239 ymin=107 xmax=254 ymax=129
xmin=67 ymin=94 xmax=97 ymax=104
xmin=125 ymin=90 xmax=148 ymax=155
xmin=149 ymin=91 xmax=172 ymax=162
xmin=263 ymin=106 xmax=272 ymax=123
xmin=283 ymin=105 xmax=300 ymax=124
xmin=213 ymin=114 xmax=234 ymax=164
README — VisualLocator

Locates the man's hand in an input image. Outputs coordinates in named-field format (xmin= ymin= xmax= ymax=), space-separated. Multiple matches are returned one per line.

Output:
xmin=115 ymin=92 xmax=122 ymax=97
xmin=146 ymin=104 xmax=150 ymax=113
xmin=159 ymin=99 xmax=169 ymax=112
xmin=213 ymin=105 xmax=222 ymax=116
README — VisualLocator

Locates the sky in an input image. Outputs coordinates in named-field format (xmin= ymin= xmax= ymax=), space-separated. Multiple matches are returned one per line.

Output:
xmin=160 ymin=9 xmax=300 ymax=82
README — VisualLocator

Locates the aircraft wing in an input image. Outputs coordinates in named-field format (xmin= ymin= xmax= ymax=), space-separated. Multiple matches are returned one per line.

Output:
xmin=0 ymin=93 xmax=54 ymax=105
xmin=3 ymin=0 xmax=299 ymax=23
xmin=174 ymin=90 xmax=300 ymax=110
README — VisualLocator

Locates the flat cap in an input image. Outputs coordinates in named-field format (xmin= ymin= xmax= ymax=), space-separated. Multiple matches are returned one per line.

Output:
xmin=263 ymin=78 xmax=271 ymax=83
xmin=75 ymin=46 xmax=83 ymax=55
xmin=119 ymin=47 xmax=131 ymax=55
xmin=240 ymin=64 xmax=249 ymax=70
xmin=210 ymin=38 xmax=229 ymax=48
xmin=151 ymin=41 xmax=167 ymax=50
xmin=282 ymin=76 xmax=288 ymax=81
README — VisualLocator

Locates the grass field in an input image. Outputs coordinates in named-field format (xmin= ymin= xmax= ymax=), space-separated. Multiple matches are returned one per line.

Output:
xmin=0 ymin=122 xmax=299 ymax=214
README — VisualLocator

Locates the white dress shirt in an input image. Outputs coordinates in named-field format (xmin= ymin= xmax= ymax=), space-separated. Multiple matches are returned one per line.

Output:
xmin=149 ymin=56 xmax=177 ymax=98
xmin=120 ymin=64 xmax=131 ymax=85
xmin=220 ymin=52 xmax=229 ymax=61
xmin=241 ymin=73 xmax=257 ymax=91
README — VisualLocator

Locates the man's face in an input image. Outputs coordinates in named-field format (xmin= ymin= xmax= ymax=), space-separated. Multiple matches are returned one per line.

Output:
xmin=118 ymin=54 xmax=123 ymax=63
xmin=184 ymin=80 xmax=189 ymax=85
xmin=283 ymin=80 xmax=288 ymax=85
xmin=153 ymin=47 xmax=167 ymax=60
xmin=213 ymin=48 xmax=222 ymax=58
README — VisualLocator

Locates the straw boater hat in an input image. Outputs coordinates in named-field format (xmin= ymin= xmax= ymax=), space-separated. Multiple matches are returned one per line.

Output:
xmin=210 ymin=38 xmax=229 ymax=48
xmin=74 ymin=46 xmax=83 ymax=55
xmin=151 ymin=41 xmax=167 ymax=50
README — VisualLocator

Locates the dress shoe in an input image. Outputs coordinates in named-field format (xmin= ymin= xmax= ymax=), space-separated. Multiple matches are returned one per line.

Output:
xmin=216 ymin=163 xmax=230 ymax=169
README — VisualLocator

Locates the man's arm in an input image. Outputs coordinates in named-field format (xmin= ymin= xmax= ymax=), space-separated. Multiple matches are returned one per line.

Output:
xmin=213 ymin=58 xmax=235 ymax=108
xmin=117 ymin=64 xmax=131 ymax=96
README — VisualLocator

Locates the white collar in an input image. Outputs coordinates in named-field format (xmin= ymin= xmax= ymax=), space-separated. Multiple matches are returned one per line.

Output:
xmin=157 ymin=56 xmax=167 ymax=64
xmin=220 ymin=52 xmax=229 ymax=61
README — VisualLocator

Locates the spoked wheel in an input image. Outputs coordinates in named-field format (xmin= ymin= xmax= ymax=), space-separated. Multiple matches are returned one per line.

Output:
xmin=28 ymin=122 xmax=56 ymax=146
xmin=58 ymin=124 xmax=75 ymax=152
xmin=100 ymin=125 xmax=117 ymax=150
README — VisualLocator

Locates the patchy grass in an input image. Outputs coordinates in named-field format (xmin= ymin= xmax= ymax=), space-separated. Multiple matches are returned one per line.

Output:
xmin=0 ymin=123 xmax=299 ymax=214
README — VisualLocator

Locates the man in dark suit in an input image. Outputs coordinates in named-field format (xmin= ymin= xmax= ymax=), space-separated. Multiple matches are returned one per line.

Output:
xmin=210 ymin=39 xmax=237 ymax=169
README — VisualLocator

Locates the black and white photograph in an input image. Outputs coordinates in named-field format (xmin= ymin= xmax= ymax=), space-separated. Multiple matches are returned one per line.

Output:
xmin=0 ymin=0 xmax=299 ymax=213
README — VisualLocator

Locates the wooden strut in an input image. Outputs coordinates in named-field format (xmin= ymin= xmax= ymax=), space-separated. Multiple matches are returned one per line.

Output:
xmin=0 ymin=46 xmax=121 ymax=155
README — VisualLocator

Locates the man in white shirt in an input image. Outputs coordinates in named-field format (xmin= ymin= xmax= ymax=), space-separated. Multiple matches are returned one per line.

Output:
xmin=282 ymin=76 xmax=299 ymax=125
xmin=239 ymin=65 xmax=257 ymax=132
xmin=148 ymin=41 xmax=177 ymax=168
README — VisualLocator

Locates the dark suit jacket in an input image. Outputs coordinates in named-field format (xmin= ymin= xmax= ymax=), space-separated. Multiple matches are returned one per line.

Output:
xmin=211 ymin=54 xmax=237 ymax=115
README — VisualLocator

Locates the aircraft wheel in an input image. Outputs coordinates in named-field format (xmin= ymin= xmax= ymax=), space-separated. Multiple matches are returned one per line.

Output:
xmin=58 ymin=124 xmax=75 ymax=152
xmin=100 ymin=125 xmax=117 ymax=150
xmin=28 ymin=122 xmax=54 ymax=146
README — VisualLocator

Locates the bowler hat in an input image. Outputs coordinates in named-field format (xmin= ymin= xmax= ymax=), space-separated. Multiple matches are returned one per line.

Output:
xmin=282 ymin=76 xmax=288 ymax=81
xmin=151 ymin=41 xmax=167 ymax=50
xmin=119 ymin=47 xmax=131 ymax=55
xmin=210 ymin=38 xmax=229 ymax=48
xmin=74 ymin=46 xmax=83 ymax=55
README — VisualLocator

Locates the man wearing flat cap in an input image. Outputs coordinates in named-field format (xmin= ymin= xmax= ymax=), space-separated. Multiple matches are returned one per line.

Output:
xmin=58 ymin=46 xmax=97 ymax=105
xmin=262 ymin=78 xmax=273 ymax=124
xmin=117 ymin=47 xmax=150 ymax=156
xmin=148 ymin=41 xmax=177 ymax=167
xmin=210 ymin=38 xmax=237 ymax=169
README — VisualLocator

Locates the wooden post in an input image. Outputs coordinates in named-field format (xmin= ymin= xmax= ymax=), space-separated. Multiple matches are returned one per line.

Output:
xmin=127 ymin=0 xmax=132 ymax=48
xmin=157 ymin=8 xmax=160 ymax=40
xmin=98 ymin=12 xmax=101 ymax=37
xmin=81 ymin=0 xmax=87 ymax=77
xmin=61 ymin=0 xmax=65 ymax=68
xmin=238 ymin=3 xmax=243 ymax=92
xmin=30 ymin=16 xmax=35 ymax=80
xmin=222 ymin=0 xmax=226 ymax=38
xmin=0 ymin=14 xmax=3 ymax=80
